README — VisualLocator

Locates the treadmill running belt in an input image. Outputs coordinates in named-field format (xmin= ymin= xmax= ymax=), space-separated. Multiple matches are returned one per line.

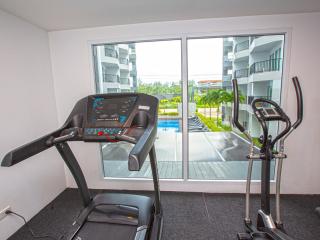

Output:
xmin=75 ymin=222 xmax=137 ymax=240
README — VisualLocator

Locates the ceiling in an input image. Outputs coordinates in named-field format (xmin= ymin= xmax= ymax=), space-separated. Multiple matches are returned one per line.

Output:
xmin=1 ymin=0 xmax=320 ymax=31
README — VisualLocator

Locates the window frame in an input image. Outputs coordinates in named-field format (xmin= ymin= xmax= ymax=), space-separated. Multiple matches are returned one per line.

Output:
xmin=87 ymin=28 xmax=292 ymax=192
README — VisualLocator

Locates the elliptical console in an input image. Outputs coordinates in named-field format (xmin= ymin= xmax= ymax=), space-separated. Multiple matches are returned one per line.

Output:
xmin=232 ymin=77 xmax=303 ymax=240
xmin=2 ymin=93 xmax=163 ymax=240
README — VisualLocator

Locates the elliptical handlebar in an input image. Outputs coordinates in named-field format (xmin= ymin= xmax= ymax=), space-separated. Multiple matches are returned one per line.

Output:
xmin=278 ymin=76 xmax=303 ymax=151
xmin=292 ymin=76 xmax=303 ymax=129
xmin=232 ymin=79 xmax=245 ymax=133
xmin=232 ymin=77 xmax=303 ymax=150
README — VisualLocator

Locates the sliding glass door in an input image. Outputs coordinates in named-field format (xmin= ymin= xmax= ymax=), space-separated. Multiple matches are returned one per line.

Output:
xmin=92 ymin=34 xmax=285 ymax=181
xmin=93 ymin=40 xmax=183 ymax=179
xmin=187 ymin=35 xmax=284 ymax=180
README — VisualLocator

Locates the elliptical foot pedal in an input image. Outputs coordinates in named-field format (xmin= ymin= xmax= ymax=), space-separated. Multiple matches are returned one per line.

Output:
xmin=237 ymin=233 xmax=252 ymax=240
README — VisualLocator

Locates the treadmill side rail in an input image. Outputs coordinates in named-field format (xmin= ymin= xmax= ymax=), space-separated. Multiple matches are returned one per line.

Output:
xmin=1 ymin=128 xmax=64 ymax=166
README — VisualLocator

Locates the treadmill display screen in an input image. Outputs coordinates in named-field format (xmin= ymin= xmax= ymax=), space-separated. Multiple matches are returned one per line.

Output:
xmin=88 ymin=96 xmax=137 ymax=127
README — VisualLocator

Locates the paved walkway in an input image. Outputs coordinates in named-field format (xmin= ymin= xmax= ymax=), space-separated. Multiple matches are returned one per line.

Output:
xmin=101 ymin=131 xmax=270 ymax=180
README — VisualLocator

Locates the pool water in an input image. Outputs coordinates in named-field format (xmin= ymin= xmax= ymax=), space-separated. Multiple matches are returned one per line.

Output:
xmin=157 ymin=119 xmax=180 ymax=132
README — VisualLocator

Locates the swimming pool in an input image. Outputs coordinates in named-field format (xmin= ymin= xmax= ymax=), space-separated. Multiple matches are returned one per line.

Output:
xmin=157 ymin=119 xmax=181 ymax=132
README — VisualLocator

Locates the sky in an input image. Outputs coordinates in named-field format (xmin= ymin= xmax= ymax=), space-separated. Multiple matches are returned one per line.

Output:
xmin=135 ymin=38 xmax=223 ymax=84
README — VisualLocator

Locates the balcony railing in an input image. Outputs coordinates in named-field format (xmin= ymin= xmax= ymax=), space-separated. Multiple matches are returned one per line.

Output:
xmin=105 ymin=48 xmax=118 ymax=58
xmin=119 ymin=57 xmax=129 ymax=65
xmin=103 ymin=74 xmax=119 ymax=83
xmin=234 ymin=68 xmax=248 ymax=78
xmin=235 ymin=40 xmax=249 ymax=52
xmin=120 ymin=78 xmax=130 ymax=85
xmin=250 ymin=58 xmax=282 ymax=74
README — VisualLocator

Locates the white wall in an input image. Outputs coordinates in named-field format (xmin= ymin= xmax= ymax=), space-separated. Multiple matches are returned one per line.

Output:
xmin=49 ymin=12 xmax=320 ymax=194
xmin=0 ymin=10 xmax=66 ymax=239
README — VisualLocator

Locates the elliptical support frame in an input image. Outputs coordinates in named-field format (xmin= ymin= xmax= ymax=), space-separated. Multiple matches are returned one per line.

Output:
xmin=232 ymin=77 xmax=303 ymax=240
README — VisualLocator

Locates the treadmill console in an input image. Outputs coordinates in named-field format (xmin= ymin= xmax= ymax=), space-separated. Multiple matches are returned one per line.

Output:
xmin=80 ymin=94 xmax=156 ymax=143
xmin=88 ymin=96 xmax=137 ymax=126
xmin=83 ymin=96 xmax=137 ymax=141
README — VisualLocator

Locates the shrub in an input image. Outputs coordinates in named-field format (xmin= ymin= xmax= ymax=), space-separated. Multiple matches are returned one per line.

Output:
xmin=196 ymin=113 xmax=231 ymax=132
xmin=159 ymin=112 xmax=179 ymax=116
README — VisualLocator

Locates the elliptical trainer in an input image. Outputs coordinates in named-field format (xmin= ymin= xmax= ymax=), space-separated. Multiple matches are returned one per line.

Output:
xmin=232 ymin=77 xmax=303 ymax=240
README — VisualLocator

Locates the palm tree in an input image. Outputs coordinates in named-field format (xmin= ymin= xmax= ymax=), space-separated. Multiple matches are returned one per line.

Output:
xmin=207 ymin=90 xmax=220 ymax=120
xmin=199 ymin=89 xmax=245 ymax=123
xmin=200 ymin=94 xmax=209 ymax=117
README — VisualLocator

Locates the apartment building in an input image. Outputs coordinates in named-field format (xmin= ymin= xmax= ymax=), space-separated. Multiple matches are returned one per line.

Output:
xmin=222 ymin=35 xmax=284 ymax=137
xmin=94 ymin=43 xmax=137 ymax=93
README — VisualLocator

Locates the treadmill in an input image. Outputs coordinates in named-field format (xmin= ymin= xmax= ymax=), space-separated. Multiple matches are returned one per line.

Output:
xmin=1 ymin=93 xmax=163 ymax=240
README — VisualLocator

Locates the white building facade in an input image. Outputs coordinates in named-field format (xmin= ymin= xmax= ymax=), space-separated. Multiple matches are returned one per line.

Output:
xmin=94 ymin=43 xmax=137 ymax=93
xmin=222 ymin=35 xmax=284 ymax=138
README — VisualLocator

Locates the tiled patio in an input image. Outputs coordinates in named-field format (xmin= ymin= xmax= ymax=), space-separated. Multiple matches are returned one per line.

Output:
xmin=101 ymin=131 xmax=273 ymax=180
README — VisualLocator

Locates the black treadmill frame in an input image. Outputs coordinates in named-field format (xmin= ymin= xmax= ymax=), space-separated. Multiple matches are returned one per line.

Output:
xmin=1 ymin=93 xmax=163 ymax=240
xmin=55 ymin=142 xmax=162 ymax=239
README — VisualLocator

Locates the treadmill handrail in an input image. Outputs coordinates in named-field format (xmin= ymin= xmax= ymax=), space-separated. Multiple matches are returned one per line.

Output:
xmin=46 ymin=128 xmax=79 ymax=146
xmin=1 ymin=128 xmax=64 ymax=167
xmin=128 ymin=122 xmax=157 ymax=171
xmin=1 ymin=122 xmax=156 ymax=170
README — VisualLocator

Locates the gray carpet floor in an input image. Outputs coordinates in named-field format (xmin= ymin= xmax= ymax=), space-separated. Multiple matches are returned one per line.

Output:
xmin=8 ymin=188 xmax=320 ymax=240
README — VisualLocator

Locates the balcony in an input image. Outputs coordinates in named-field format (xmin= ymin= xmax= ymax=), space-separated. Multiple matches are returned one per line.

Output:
xmin=234 ymin=68 xmax=248 ymax=78
xmin=223 ymin=61 xmax=232 ymax=68
xmin=103 ymin=74 xmax=119 ymax=83
xmin=119 ymin=57 xmax=129 ymax=71
xmin=120 ymin=77 xmax=130 ymax=85
xmin=119 ymin=57 xmax=129 ymax=65
xmin=223 ymin=74 xmax=232 ymax=82
xmin=105 ymin=48 xmax=118 ymax=58
xmin=120 ymin=78 xmax=131 ymax=90
xmin=250 ymin=58 xmax=282 ymax=74
xmin=234 ymin=40 xmax=249 ymax=62
xmin=235 ymin=40 xmax=249 ymax=53
xmin=118 ymin=44 xmax=129 ymax=54
xmin=101 ymin=48 xmax=119 ymax=66
xmin=223 ymin=39 xmax=233 ymax=47
xmin=129 ymin=52 xmax=136 ymax=61
xmin=250 ymin=35 xmax=283 ymax=53
xmin=250 ymin=36 xmax=262 ymax=44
